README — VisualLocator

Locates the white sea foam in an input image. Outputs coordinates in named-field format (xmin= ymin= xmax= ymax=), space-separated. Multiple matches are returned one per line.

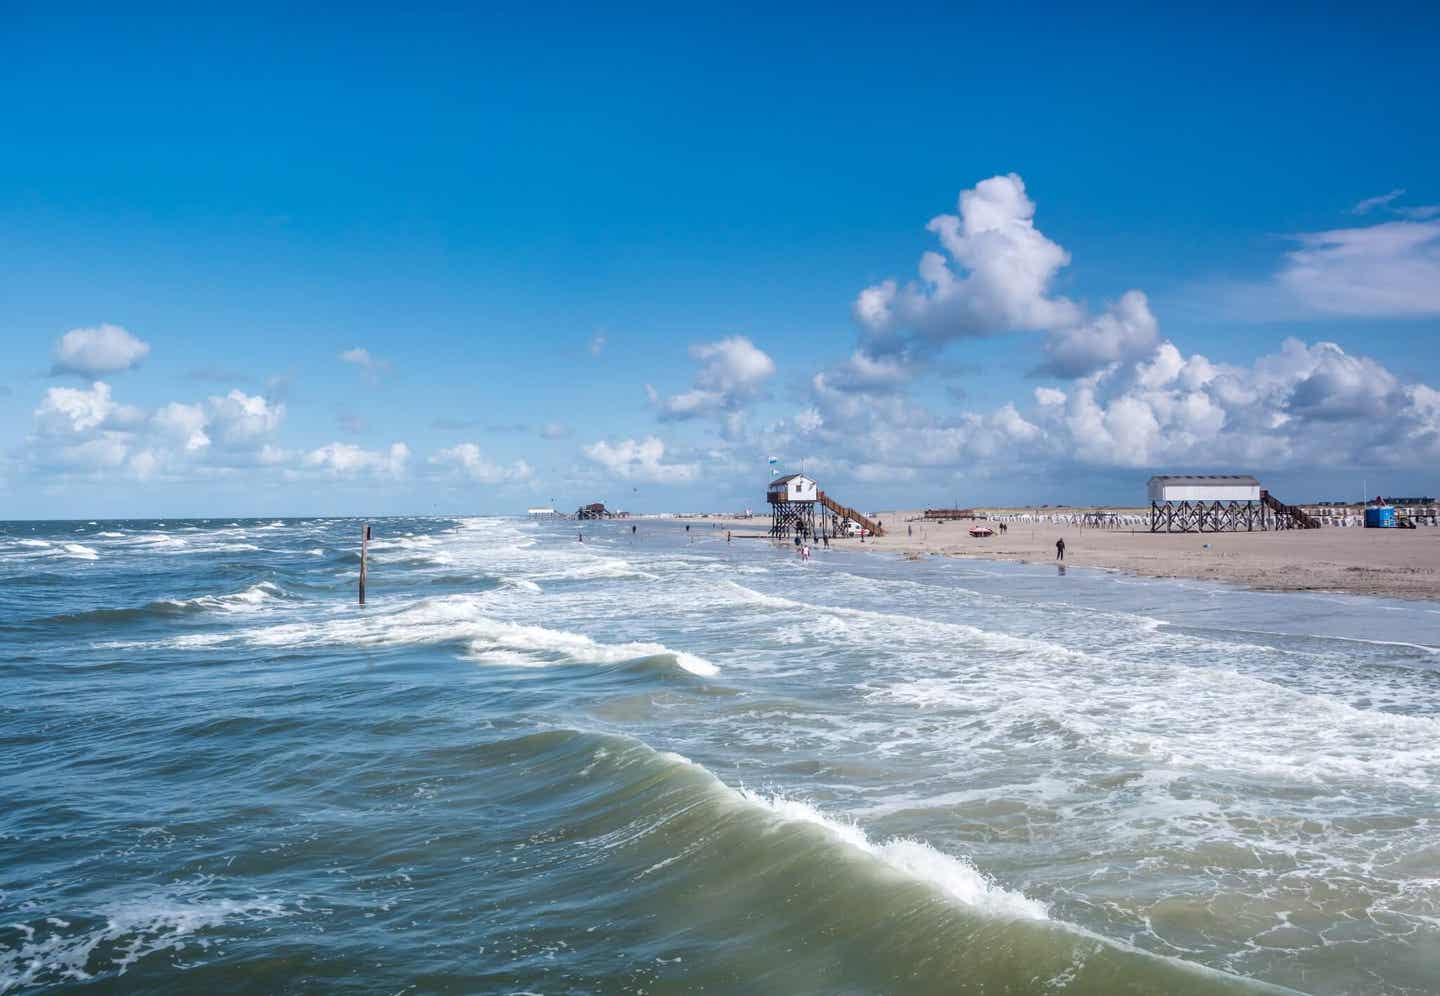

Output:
xmin=536 ymin=560 xmax=660 ymax=582
xmin=735 ymin=788 xmax=1048 ymax=921
xmin=722 ymin=581 xmax=1084 ymax=661
xmin=17 ymin=539 xmax=52 ymax=548
xmin=198 ymin=582 xmax=286 ymax=611
xmin=0 ymin=890 xmax=287 ymax=992
xmin=61 ymin=544 xmax=99 ymax=560
xmin=123 ymin=593 xmax=717 ymax=676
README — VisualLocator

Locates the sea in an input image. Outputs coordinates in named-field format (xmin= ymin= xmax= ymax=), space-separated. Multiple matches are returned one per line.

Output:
xmin=3 ymin=515 xmax=1439 ymax=995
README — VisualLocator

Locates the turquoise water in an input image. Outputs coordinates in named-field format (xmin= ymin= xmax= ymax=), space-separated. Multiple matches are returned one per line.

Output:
xmin=3 ymin=516 xmax=1439 ymax=994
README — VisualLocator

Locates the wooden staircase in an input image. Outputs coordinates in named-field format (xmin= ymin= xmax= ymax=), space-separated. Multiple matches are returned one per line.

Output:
xmin=818 ymin=491 xmax=884 ymax=536
xmin=1260 ymin=490 xmax=1319 ymax=529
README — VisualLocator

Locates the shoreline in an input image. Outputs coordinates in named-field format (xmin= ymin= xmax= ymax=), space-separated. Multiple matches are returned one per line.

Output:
xmin=700 ymin=510 xmax=1440 ymax=603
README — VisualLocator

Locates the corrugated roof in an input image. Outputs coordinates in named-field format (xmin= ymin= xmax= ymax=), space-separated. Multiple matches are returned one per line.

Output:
xmin=1149 ymin=474 xmax=1260 ymax=486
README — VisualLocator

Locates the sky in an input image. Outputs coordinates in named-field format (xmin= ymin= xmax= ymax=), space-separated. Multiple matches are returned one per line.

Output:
xmin=3 ymin=3 xmax=1439 ymax=518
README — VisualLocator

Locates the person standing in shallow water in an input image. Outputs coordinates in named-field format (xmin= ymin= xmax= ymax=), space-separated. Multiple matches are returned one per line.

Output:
xmin=1056 ymin=537 xmax=1065 ymax=560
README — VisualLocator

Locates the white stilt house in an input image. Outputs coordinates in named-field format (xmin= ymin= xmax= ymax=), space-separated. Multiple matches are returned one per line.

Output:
xmin=767 ymin=474 xmax=818 ymax=539
xmin=767 ymin=474 xmax=818 ymax=503
xmin=1147 ymin=474 xmax=1317 ymax=532
xmin=766 ymin=473 xmax=884 ymax=540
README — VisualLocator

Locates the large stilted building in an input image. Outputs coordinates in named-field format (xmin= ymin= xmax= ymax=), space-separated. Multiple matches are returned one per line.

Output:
xmin=1147 ymin=475 xmax=1317 ymax=532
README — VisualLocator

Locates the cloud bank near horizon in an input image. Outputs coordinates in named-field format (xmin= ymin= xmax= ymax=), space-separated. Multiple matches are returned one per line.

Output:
xmin=10 ymin=175 xmax=1440 ymax=508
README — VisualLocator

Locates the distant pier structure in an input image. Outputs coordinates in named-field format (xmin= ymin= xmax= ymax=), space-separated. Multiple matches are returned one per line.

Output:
xmin=767 ymin=474 xmax=884 ymax=539
xmin=1148 ymin=475 xmax=1317 ymax=532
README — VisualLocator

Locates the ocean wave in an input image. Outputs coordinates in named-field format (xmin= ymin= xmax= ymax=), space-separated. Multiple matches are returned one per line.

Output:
xmin=734 ymin=787 xmax=1048 ymax=920
xmin=465 ymin=729 xmax=1281 ymax=994
xmin=116 ymin=594 xmax=716 ymax=675
xmin=44 ymin=583 xmax=290 ymax=627
xmin=459 ymin=619 xmax=717 ymax=676
xmin=180 ymin=581 xmax=289 ymax=612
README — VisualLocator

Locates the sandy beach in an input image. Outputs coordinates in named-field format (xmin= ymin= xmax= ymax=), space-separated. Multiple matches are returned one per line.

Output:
xmin=706 ymin=511 xmax=1440 ymax=601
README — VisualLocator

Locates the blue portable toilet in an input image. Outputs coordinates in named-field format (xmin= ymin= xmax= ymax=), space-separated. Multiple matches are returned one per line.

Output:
xmin=1364 ymin=505 xmax=1396 ymax=528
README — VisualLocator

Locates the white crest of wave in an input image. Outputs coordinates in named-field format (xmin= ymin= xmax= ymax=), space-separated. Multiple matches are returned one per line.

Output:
xmin=165 ymin=593 xmax=718 ymax=676
xmin=0 ymin=891 xmax=287 ymax=990
xmin=736 ymin=788 xmax=1048 ymax=921
xmin=61 ymin=543 xmax=99 ymax=560
xmin=162 ymin=582 xmax=286 ymax=614
xmin=457 ymin=616 xmax=718 ymax=676
xmin=17 ymin=539 xmax=53 ymax=547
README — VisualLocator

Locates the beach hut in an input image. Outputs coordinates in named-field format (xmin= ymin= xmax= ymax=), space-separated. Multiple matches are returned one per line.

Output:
xmin=766 ymin=474 xmax=818 ymax=503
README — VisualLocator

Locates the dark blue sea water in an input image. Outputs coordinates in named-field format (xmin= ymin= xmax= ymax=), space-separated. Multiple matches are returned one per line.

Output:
xmin=3 ymin=516 xmax=1439 ymax=994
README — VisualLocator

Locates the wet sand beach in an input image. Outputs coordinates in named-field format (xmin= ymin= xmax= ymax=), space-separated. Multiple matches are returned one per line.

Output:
xmin=706 ymin=511 xmax=1440 ymax=601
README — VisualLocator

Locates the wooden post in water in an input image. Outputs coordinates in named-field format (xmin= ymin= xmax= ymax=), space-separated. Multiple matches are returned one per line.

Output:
xmin=359 ymin=522 xmax=370 ymax=605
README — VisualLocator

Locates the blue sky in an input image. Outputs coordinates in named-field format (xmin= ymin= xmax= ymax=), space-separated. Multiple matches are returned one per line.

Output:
xmin=3 ymin=4 xmax=1439 ymax=517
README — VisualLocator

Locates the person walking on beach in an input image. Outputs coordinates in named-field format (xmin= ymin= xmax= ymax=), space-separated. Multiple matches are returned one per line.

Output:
xmin=1056 ymin=537 xmax=1065 ymax=561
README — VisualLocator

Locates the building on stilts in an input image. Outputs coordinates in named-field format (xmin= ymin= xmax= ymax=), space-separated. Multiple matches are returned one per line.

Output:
xmin=767 ymin=474 xmax=885 ymax=540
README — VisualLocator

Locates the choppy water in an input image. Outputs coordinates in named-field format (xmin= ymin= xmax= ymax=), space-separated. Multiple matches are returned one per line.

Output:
xmin=3 ymin=516 xmax=1439 ymax=995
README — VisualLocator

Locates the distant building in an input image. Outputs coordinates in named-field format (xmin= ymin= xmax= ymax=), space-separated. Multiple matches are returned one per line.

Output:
xmin=577 ymin=502 xmax=609 ymax=520
xmin=526 ymin=507 xmax=558 ymax=518
xmin=1147 ymin=474 xmax=1316 ymax=532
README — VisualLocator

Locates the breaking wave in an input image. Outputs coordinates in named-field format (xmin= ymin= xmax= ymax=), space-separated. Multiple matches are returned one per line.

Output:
xmin=42 ymin=582 xmax=290 ymax=627
xmin=459 ymin=729 xmax=1282 ymax=994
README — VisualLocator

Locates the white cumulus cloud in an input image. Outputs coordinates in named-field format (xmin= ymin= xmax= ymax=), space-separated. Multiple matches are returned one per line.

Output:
xmin=430 ymin=444 xmax=534 ymax=484
xmin=847 ymin=174 xmax=1159 ymax=380
xmin=51 ymin=324 xmax=150 ymax=377
xmin=305 ymin=441 xmax=410 ymax=477
xmin=1035 ymin=290 xmax=1160 ymax=378
xmin=653 ymin=336 xmax=776 ymax=421
xmin=206 ymin=390 xmax=285 ymax=446
xmin=583 ymin=436 xmax=699 ymax=483
xmin=853 ymin=173 xmax=1080 ymax=347
xmin=152 ymin=402 xmax=211 ymax=452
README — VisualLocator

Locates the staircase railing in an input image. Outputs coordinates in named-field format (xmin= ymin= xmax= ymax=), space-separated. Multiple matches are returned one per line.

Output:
xmin=1260 ymin=490 xmax=1320 ymax=529
xmin=817 ymin=491 xmax=884 ymax=536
